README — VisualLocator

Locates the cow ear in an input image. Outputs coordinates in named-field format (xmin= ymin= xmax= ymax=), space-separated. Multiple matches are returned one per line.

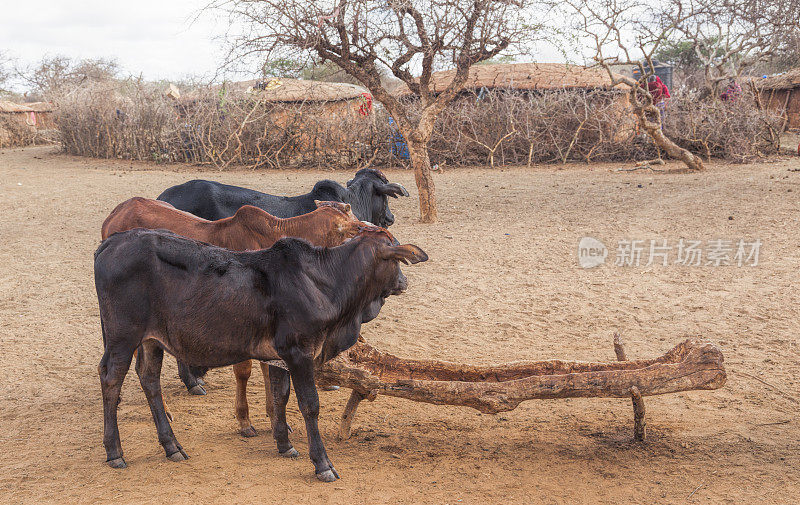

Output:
xmin=376 ymin=183 xmax=409 ymax=198
xmin=380 ymin=244 xmax=428 ymax=265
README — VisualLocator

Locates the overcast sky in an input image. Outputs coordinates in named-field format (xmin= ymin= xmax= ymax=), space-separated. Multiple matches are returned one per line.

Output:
xmin=2 ymin=1 xmax=567 ymax=90
xmin=2 ymin=1 xmax=230 ymax=87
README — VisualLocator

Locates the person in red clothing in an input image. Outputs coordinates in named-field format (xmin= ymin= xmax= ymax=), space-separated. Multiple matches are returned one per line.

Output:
xmin=720 ymin=80 xmax=742 ymax=102
xmin=642 ymin=75 xmax=670 ymax=104
xmin=639 ymin=75 xmax=670 ymax=128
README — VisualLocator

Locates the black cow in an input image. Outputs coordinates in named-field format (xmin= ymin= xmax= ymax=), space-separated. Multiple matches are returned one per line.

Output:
xmin=157 ymin=168 xmax=408 ymax=228
xmin=94 ymin=227 xmax=427 ymax=481
xmin=157 ymin=169 xmax=409 ymax=393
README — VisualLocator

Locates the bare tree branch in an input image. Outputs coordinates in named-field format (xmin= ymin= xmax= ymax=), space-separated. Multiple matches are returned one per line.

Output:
xmin=212 ymin=0 xmax=540 ymax=222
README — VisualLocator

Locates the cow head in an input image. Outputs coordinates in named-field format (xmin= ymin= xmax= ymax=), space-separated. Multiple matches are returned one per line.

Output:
xmin=346 ymin=169 xmax=409 ymax=228
xmin=350 ymin=225 xmax=427 ymax=323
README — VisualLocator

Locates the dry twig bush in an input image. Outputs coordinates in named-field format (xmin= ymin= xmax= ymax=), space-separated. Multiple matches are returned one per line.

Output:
xmin=54 ymin=79 xmax=397 ymax=169
xmin=0 ymin=115 xmax=38 ymax=148
xmin=52 ymin=81 xmax=781 ymax=169
xmin=427 ymin=89 xmax=645 ymax=166
xmin=54 ymin=80 xmax=175 ymax=161
xmin=661 ymin=90 xmax=782 ymax=162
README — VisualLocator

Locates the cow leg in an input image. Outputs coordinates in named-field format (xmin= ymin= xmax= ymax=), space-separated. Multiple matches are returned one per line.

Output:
xmin=284 ymin=352 xmax=338 ymax=482
xmin=177 ymin=359 xmax=206 ymax=395
xmin=98 ymin=345 xmax=134 ymax=469
xmin=259 ymin=362 xmax=274 ymax=426
xmin=138 ymin=347 xmax=174 ymax=422
xmin=268 ymin=365 xmax=298 ymax=457
xmin=261 ymin=363 xmax=293 ymax=435
xmin=136 ymin=341 xmax=188 ymax=462
xmin=233 ymin=360 xmax=257 ymax=437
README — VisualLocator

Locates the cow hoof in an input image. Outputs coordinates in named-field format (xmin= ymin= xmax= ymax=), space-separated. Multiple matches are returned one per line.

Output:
xmin=107 ymin=457 xmax=127 ymax=469
xmin=240 ymin=426 xmax=258 ymax=438
xmin=167 ymin=450 xmax=188 ymax=462
xmin=279 ymin=447 xmax=299 ymax=459
xmin=196 ymin=378 xmax=205 ymax=386
xmin=316 ymin=468 xmax=340 ymax=482
xmin=320 ymin=385 xmax=340 ymax=391
xmin=188 ymin=385 xmax=206 ymax=395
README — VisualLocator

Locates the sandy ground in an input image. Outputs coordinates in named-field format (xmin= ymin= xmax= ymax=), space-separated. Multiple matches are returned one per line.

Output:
xmin=1 ymin=146 xmax=799 ymax=504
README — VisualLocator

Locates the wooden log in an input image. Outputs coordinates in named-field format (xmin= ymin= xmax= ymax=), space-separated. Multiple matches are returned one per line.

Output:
xmin=318 ymin=338 xmax=726 ymax=417
xmin=337 ymin=389 xmax=377 ymax=440
xmin=614 ymin=333 xmax=646 ymax=441
xmin=630 ymin=386 xmax=646 ymax=441
xmin=339 ymin=390 xmax=365 ymax=440
xmin=613 ymin=332 xmax=627 ymax=361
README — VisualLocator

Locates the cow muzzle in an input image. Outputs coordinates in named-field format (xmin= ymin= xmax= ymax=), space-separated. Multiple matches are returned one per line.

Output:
xmin=389 ymin=269 xmax=408 ymax=295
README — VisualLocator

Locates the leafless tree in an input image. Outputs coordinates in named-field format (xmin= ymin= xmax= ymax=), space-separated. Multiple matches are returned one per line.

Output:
xmin=666 ymin=0 xmax=800 ymax=97
xmin=0 ymin=51 xmax=11 ymax=95
xmin=566 ymin=0 xmax=799 ymax=171
xmin=566 ymin=0 xmax=710 ymax=170
xmin=215 ymin=0 xmax=539 ymax=222
xmin=16 ymin=55 xmax=119 ymax=98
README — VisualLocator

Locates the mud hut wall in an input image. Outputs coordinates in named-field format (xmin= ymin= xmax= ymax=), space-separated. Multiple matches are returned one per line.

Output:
xmin=0 ymin=112 xmax=37 ymax=147
xmin=269 ymin=99 xmax=367 ymax=154
xmin=785 ymin=89 xmax=799 ymax=129
xmin=32 ymin=111 xmax=56 ymax=130
xmin=762 ymin=88 xmax=800 ymax=130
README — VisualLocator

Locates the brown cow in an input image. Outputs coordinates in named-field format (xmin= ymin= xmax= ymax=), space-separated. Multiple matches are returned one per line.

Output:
xmin=102 ymin=197 xmax=358 ymax=254
xmin=101 ymin=197 xmax=364 ymax=434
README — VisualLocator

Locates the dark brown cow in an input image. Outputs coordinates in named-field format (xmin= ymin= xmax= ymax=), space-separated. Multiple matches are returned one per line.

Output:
xmin=94 ymin=226 xmax=427 ymax=481
xmin=101 ymin=197 xmax=364 ymax=430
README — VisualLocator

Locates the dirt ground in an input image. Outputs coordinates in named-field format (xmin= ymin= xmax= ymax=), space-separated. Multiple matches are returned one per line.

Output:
xmin=1 ymin=146 xmax=799 ymax=504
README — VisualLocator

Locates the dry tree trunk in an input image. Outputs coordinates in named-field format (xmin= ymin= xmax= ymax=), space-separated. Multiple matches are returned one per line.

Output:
xmin=319 ymin=337 xmax=726 ymax=439
xmin=626 ymin=88 xmax=705 ymax=171
xmin=406 ymin=140 xmax=438 ymax=223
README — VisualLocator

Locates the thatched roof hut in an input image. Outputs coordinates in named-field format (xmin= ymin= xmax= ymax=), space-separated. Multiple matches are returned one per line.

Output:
xmin=393 ymin=62 xmax=625 ymax=97
xmin=754 ymin=69 xmax=800 ymax=130
xmin=0 ymin=101 xmax=55 ymax=131
xmin=176 ymin=78 xmax=374 ymax=123
xmin=0 ymin=101 xmax=35 ymax=113
xmin=222 ymin=78 xmax=370 ymax=103
xmin=179 ymin=78 xmax=371 ymax=104
xmin=756 ymin=69 xmax=800 ymax=91
xmin=0 ymin=101 xmax=47 ymax=147
xmin=24 ymin=102 xmax=55 ymax=113
xmin=171 ymin=78 xmax=375 ymax=162
xmin=393 ymin=63 xmax=635 ymax=144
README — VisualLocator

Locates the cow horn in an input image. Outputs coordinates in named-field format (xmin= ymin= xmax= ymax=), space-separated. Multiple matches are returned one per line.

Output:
xmin=377 ymin=183 xmax=409 ymax=198
xmin=380 ymin=244 xmax=428 ymax=265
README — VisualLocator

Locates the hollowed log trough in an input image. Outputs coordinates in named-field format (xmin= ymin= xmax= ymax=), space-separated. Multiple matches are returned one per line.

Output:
xmin=316 ymin=336 xmax=726 ymax=441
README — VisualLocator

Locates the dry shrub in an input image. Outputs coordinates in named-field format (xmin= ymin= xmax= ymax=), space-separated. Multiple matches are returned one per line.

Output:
xmin=0 ymin=115 xmax=38 ymax=148
xmin=52 ymin=80 xmax=782 ymax=169
xmin=54 ymin=80 xmax=176 ymax=161
xmin=180 ymin=89 xmax=395 ymax=169
xmin=53 ymin=79 xmax=394 ymax=169
xmin=425 ymin=88 xmax=780 ymax=167
xmin=662 ymin=90 xmax=782 ymax=162
xmin=428 ymin=89 xmax=644 ymax=167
